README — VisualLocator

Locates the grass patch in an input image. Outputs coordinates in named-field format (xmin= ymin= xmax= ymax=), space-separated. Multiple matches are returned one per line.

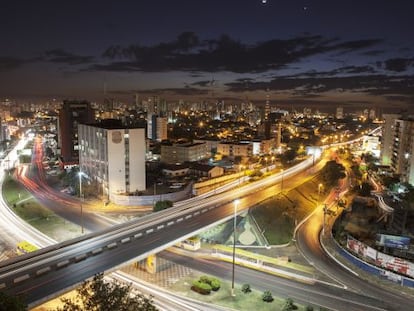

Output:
xmin=1 ymin=174 xmax=31 ymax=205
xmin=252 ymin=175 xmax=328 ymax=245
xmin=170 ymin=273 xmax=307 ymax=311
xmin=2 ymin=174 xmax=82 ymax=242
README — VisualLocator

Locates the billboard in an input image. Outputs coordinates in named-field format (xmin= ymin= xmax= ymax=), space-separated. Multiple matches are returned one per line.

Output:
xmin=376 ymin=234 xmax=411 ymax=250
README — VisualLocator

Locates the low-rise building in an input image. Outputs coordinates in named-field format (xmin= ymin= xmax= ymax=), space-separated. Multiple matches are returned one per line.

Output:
xmin=161 ymin=141 xmax=209 ymax=164
xmin=190 ymin=163 xmax=224 ymax=178
xmin=162 ymin=164 xmax=189 ymax=177
xmin=217 ymin=142 xmax=253 ymax=158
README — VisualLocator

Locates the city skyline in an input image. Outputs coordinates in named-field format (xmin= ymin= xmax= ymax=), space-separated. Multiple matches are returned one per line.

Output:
xmin=1 ymin=1 xmax=414 ymax=111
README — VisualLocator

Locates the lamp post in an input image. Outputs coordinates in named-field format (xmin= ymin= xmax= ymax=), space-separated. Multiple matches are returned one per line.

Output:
xmin=318 ymin=183 xmax=323 ymax=203
xmin=231 ymin=199 xmax=240 ymax=297
xmin=79 ymin=171 xmax=84 ymax=234
xmin=239 ymin=165 xmax=244 ymax=187
xmin=281 ymin=169 xmax=284 ymax=193
xmin=318 ymin=183 xmax=325 ymax=235
xmin=322 ymin=204 xmax=327 ymax=236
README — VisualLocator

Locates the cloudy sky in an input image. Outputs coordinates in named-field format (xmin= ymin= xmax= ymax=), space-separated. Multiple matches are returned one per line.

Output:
xmin=1 ymin=1 xmax=414 ymax=110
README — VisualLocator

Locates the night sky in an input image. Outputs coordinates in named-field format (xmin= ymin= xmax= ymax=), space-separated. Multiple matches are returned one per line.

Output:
xmin=1 ymin=1 xmax=414 ymax=111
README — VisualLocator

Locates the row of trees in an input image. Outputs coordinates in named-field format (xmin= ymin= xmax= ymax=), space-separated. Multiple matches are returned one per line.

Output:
xmin=0 ymin=274 xmax=157 ymax=311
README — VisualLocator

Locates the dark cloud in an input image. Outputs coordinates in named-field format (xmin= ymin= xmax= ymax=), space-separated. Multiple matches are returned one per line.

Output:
xmin=334 ymin=39 xmax=383 ymax=53
xmin=44 ymin=49 xmax=94 ymax=65
xmin=361 ymin=50 xmax=385 ymax=56
xmin=225 ymin=73 xmax=414 ymax=101
xmin=93 ymin=33 xmax=382 ymax=73
xmin=383 ymin=57 xmax=414 ymax=72
xmin=0 ymin=56 xmax=39 ymax=71
xmin=85 ymin=61 xmax=140 ymax=72
xmin=191 ymin=80 xmax=213 ymax=87
xmin=288 ymin=65 xmax=377 ymax=78
xmin=144 ymin=87 xmax=209 ymax=96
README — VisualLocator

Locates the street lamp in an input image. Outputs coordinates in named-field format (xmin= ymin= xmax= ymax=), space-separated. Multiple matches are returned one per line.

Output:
xmin=318 ymin=183 xmax=323 ymax=203
xmin=317 ymin=183 xmax=326 ymax=235
xmin=281 ymin=169 xmax=284 ymax=193
xmin=239 ymin=165 xmax=245 ymax=187
xmin=231 ymin=199 xmax=240 ymax=297
xmin=79 ymin=171 xmax=85 ymax=234
xmin=322 ymin=204 xmax=327 ymax=236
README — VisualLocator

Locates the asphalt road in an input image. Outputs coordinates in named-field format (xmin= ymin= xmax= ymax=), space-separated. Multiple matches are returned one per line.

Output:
xmin=160 ymin=251 xmax=393 ymax=311
xmin=295 ymin=192 xmax=414 ymax=310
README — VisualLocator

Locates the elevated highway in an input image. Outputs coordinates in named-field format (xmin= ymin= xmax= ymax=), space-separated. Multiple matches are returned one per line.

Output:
xmin=0 ymin=127 xmax=380 ymax=306
xmin=0 ymin=153 xmax=320 ymax=306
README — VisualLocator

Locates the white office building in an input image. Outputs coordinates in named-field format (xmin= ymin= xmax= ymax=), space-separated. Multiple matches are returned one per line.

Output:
xmin=78 ymin=121 xmax=146 ymax=200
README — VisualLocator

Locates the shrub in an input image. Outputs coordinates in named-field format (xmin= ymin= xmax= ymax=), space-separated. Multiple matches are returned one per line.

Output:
xmin=191 ymin=280 xmax=211 ymax=295
xmin=282 ymin=297 xmax=297 ymax=311
xmin=199 ymin=275 xmax=220 ymax=291
xmin=305 ymin=306 xmax=314 ymax=311
xmin=262 ymin=290 xmax=274 ymax=302
xmin=241 ymin=284 xmax=251 ymax=293
xmin=210 ymin=278 xmax=221 ymax=291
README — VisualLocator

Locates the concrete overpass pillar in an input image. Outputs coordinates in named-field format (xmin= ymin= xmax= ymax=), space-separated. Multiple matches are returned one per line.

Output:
xmin=146 ymin=254 xmax=157 ymax=274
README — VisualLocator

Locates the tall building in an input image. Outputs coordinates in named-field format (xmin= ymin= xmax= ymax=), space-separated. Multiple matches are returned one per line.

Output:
xmin=78 ymin=120 xmax=146 ymax=199
xmin=58 ymin=100 xmax=95 ymax=164
xmin=0 ymin=120 xmax=8 ymax=142
xmin=391 ymin=118 xmax=414 ymax=185
xmin=149 ymin=115 xmax=167 ymax=141
xmin=381 ymin=114 xmax=401 ymax=166
xmin=264 ymin=92 xmax=270 ymax=120
xmin=336 ymin=107 xmax=344 ymax=119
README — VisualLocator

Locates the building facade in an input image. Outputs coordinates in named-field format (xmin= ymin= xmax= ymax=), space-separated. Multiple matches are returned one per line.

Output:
xmin=217 ymin=142 xmax=253 ymax=158
xmin=381 ymin=114 xmax=401 ymax=166
xmin=149 ymin=115 xmax=167 ymax=141
xmin=58 ymin=100 xmax=95 ymax=164
xmin=390 ymin=118 xmax=414 ymax=185
xmin=78 ymin=121 xmax=146 ymax=199
xmin=161 ymin=142 xmax=209 ymax=164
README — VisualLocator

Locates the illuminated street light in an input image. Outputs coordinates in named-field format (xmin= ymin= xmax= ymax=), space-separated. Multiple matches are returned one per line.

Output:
xmin=79 ymin=171 xmax=85 ymax=234
xmin=281 ymin=169 xmax=284 ymax=193
xmin=231 ymin=199 xmax=240 ymax=297
xmin=317 ymin=183 xmax=326 ymax=236
xmin=318 ymin=183 xmax=323 ymax=201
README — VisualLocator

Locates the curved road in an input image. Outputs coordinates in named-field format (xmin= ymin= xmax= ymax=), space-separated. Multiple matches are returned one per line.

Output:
xmin=295 ymin=186 xmax=414 ymax=310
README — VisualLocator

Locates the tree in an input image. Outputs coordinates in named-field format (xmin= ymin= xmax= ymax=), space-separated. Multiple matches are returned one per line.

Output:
xmin=56 ymin=273 xmax=157 ymax=311
xmin=320 ymin=160 xmax=346 ymax=187
xmin=358 ymin=182 xmax=373 ymax=196
xmin=381 ymin=175 xmax=400 ymax=191
xmin=280 ymin=148 xmax=298 ymax=166
xmin=153 ymin=200 xmax=173 ymax=212
xmin=0 ymin=292 xmax=27 ymax=311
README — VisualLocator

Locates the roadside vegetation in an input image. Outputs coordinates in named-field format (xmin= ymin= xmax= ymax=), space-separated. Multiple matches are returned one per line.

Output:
xmin=172 ymin=273 xmax=316 ymax=311
xmin=252 ymin=174 xmax=327 ymax=244
xmin=2 ymin=173 xmax=82 ymax=242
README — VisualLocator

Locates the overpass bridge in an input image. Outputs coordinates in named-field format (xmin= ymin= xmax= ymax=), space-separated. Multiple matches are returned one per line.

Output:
xmin=1 ymin=154 xmax=318 ymax=306
xmin=0 ymin=128 xmax=379 ymax=306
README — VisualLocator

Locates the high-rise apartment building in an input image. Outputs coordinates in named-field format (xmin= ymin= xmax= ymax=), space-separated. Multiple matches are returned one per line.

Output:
xmin=381 ymin=114 xmax=401 ymax=166
xmin=336 ymin=107 xmax=344 ymax=119
xmin=390 ymin=118 xmax=414 ymax=185
xmin=78 ymin=120 xmax=146 ymax=198
xmin=148 ymin=115 xmax=167 ymax=141
xmin=58 ymin=100 xmax=95 ymax=164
